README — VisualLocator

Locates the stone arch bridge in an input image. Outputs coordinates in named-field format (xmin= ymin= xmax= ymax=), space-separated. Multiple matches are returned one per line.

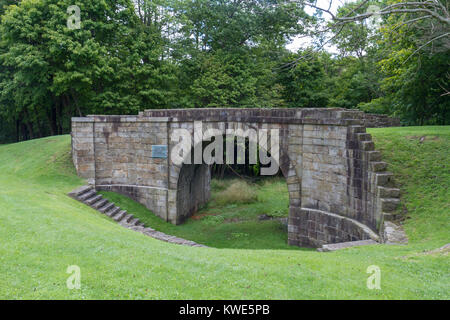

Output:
xmin=71 ymin=108 xmax=400 ymax=247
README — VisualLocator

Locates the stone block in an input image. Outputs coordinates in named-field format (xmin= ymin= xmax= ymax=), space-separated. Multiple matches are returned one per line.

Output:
xmin=377 ymin=186 xmax=400 ymax=198
xmin=380 ymin=198 xmax=400 ymax=212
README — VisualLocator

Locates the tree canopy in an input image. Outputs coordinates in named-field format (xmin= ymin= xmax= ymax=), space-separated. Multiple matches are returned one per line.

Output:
xmin=0 ymin=0 xmax=448 ymax=143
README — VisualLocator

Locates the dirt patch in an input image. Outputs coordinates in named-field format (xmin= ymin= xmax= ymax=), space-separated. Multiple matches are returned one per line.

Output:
xmin=190 ymin=212 xmax=220 ymax=220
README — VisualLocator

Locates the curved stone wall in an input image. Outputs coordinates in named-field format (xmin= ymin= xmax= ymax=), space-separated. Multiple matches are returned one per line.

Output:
xmin=288 ymin=208 xmax=379 ymax=248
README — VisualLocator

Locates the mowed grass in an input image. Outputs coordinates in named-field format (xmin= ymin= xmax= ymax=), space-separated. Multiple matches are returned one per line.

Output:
xmin=0 ymin=126 xmax=448 ymax=299
xmin=100 ymin=178 xmax=296 ymax=250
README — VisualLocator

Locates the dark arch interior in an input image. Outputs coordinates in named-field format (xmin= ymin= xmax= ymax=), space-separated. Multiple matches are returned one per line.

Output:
xmin=175 ymin=134 xmax=287 ymax=224
xmin=176 ymin=163 xmax=210 ymax=224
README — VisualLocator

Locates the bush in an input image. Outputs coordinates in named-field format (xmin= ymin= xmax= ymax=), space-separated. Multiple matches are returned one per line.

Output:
xmin=214 ymin=180 xmax=258 ymax=205
xmin=211 ymin=179 xmax=229 ymax=191
xmin=357 ymin=97 xmax=391 ymax=115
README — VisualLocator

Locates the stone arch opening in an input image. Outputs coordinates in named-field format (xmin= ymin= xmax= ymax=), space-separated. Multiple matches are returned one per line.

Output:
xmin=172 ymin=131 xmax=293 ymax=225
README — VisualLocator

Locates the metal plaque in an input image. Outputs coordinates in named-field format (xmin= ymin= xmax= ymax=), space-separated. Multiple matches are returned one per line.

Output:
xmin=151 ymin=145 xmax=168 ymax=159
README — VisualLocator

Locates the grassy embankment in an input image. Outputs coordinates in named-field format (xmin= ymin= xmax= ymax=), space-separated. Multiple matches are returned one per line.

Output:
xmin=0 ymin=126 xmax=448 ymax=299
xmin=100 ymin=178 xmax=294 ymax=250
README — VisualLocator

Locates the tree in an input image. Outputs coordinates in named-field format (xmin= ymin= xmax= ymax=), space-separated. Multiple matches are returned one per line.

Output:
xmin=293 ymin=0 xmax=449 ymax=123
xmin=277 ymin=49 xmax=330 ymax=108
xmin=170 ymin=0 xmax=308 ymax=109
xmin=0 ymin=0 xmax=172 ymax=141
xmin=376 ymin=11 xmax=450 ymax=124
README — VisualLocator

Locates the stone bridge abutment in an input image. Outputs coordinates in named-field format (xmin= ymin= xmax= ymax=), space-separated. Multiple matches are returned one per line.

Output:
xmin=71 ymin=108 xmax=400 ymax=247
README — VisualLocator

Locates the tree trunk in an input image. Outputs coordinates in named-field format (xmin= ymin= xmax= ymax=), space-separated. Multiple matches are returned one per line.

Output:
xmin=23 ymin=109 xmax=34 ymax=140
xmin=16 ymin=119 xmax=20 ymax=142
xmin=33 ymin=107 xmax=43 ymax=138
xmin=49 ymin=101 xmax=57 ymax=136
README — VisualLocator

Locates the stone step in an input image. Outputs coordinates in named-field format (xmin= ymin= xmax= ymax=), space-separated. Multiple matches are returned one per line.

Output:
xmin=356 ymin=133 xmax=372 ymax=141
xmin=367 ymin=151 xmax=382 ymax=162
xmin=99 ymin=202 xmax=115 ymax=214
xmin=92 ymin=198 xmax=108 ymax=209
xmin=121 ymin=214 xmax=134 ymax=224
xmin=375 ymin=172 xmax=395 ymax=187
xmin=359 ymin=141 xmax=375 ymax=151
xmin=317 ymin=239 xmax=378 ymax=252
xmin=68 ymin=185 xmax=93 ymax=198
xmin=383 ymin=221 xmax=408 ymax=244
xmin=377 ymin=186 xmax=400 ymax=198
xmin=380 ymin=198 xmax=400 ymax=212
xmin=128 ymin=218 xmax=140 ymax=226
xmin=113 ymin=210 xmax=127 ymax=222
xmin=129 ymin=226 xmax=146 ymax=233
xmin=68 ymin=186 xmax=208 ymax=248
xmin=192 ymin=244 xmax=208 ymax=247
xmin=78 ymin=190 xmax=96 ymax=201
xmin=105 ymin=206 xmax=120 ymax=217
xmin=350 ymin=125 xmax=366 ymax=134
xmin=370 ymin=161 xmax=388 ymax=172
xmin=85 ymin=194 xmax=102 ymax=206
xmin=383 ymin=212 xmax=400 ymax=221
xmin=144 ymin=229 xmax=159 ymax=237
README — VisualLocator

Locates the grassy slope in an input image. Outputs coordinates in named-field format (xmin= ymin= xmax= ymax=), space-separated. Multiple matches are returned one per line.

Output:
xmin=100 ymin=178 xmax=297 ymax=250
xmin=0 ymin=127 xmax=448 ymax=299
xmin=370 ymin=127 xmax=449 ymax=245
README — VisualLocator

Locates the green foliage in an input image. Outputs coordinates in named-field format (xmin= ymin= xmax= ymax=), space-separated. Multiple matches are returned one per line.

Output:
xmin=0 ymin=0 xmax=448 ymax=144
xmin=330 ymin=0 xmax=375 ymax=58
xmin=277 ymin=49 xmax=331 ymax=108
xmin=201 ymin=215 xmax=226 ymax=226
xmin=190 ymin=51 xmax=257 ymax=108
xmin=358 ymin=96 xmax=391 ymax=115
xmin=327 ymin=0 xmax=449 ymax=124
xmin=0 ymin=0 xmax=173 ymax=141
xmin=174 ymin=0 xmax=305 ymax=52
xmin=377 ymin=40 xmax=450 ymax=125
xmin=327 ymin=55 xmax=383 ymax=109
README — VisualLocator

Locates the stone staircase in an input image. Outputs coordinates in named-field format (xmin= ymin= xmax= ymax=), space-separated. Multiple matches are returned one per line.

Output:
xmin=68 ymin=186 xmax=207 ymax=247
xmin=351 ymin=127 xmax=402 ymax=223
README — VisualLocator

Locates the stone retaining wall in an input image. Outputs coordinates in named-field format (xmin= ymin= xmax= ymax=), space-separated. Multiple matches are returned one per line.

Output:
xmin=288 ymin=208 xmax=379 ymax=248
xmin=363 ymin=113 xmax=401 ymax=128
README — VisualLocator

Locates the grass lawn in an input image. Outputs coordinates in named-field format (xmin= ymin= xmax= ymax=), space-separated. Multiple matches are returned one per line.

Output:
xmin=0 ymin=126 xmax=448 ymax=299
xmin=100 ymin=178 xmax=297 ymax=250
